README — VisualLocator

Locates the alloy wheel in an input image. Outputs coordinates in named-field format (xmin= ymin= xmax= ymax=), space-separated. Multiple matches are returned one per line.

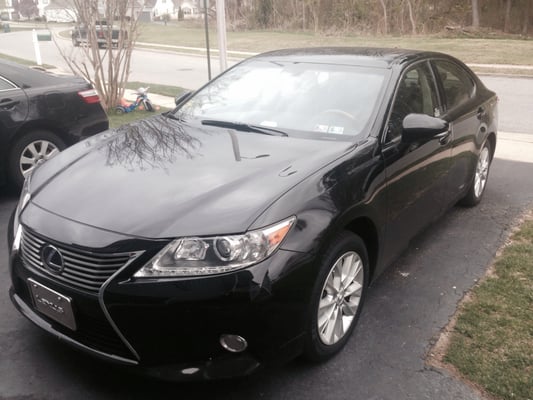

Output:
xmin=474 ymin=146 xmax=490 ymax=198
xmin=317 ymin=251 xmax=364 ymax=346
xmin=19 ymin=140 xmax=60 ymax=177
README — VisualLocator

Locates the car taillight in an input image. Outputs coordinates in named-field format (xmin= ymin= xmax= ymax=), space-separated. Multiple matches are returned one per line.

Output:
xmin=78 ymin=89 xmax=100 ymax=104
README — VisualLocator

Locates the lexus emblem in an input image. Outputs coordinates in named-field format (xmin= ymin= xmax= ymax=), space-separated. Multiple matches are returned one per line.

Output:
xmin=41 ymin=245 xmax=64 ymax=274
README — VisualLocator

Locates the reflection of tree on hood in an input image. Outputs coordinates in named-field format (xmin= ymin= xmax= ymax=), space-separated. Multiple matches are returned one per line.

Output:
xmin=104 ymin=116 xmax=202 ymax=172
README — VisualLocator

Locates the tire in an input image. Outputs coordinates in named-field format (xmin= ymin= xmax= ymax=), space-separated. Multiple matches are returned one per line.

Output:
xmin=115 ymin=107 xmax=125 ymax=115
xmin=459 ymin=141 xmax=492 ymax=207
xmin=144 ymin=100 xmax=154 ymax=112
xmin=303 ymin=231 xmax=369 ymax=362
xmin=8 ymin=130 xmax=66 ymax=189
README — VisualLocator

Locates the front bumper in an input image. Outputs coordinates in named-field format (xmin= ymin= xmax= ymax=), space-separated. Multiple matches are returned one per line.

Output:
xmin=9 ymin=211 xmax=316 ymax=380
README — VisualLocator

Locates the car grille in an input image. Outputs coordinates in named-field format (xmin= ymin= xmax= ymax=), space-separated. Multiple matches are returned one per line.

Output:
xmin=14 ymin=273 xmax=135 ymax=361
xmin=56 ymin=306 xmax=135 ymax=360
xmin=20 ymin=228 xmax=133 ymax=294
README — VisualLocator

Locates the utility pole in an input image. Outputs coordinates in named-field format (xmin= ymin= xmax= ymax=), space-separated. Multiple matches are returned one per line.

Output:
xmin=216 ymin=0 xmax=228 ymax=72
xmin=203 ymin=0 xmax=212 ymax=80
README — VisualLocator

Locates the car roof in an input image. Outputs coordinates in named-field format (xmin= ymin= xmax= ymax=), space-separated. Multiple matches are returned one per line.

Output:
xmin=252 ymin=47 xmax=447 ymax=69
xmin=0 ymin=59 xmax=80 ymax=88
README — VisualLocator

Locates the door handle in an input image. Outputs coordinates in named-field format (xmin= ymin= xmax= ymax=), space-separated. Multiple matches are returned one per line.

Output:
xmin=477 ymin=106 xmax=486 ymax=120
xmin=0 ymin=99 xmax=20 ymax=109
xmin=435 ymin=130 xmax=452 ymax=145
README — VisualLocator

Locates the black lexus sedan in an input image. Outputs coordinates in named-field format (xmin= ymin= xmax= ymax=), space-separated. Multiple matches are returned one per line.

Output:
xmin=8 ymin=48 xmax=497 ymax=380
xmin=0 ymin=59 xmax=108 ymax=188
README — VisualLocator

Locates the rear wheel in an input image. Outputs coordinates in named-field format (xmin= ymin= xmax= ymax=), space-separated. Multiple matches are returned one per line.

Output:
xmin=8 ymin=130 xmax=65 ymax=188
xmin=304 ymin=231 xmax=369 ymax=361
xmin=459 ymin=141 xmax=492 ymax=207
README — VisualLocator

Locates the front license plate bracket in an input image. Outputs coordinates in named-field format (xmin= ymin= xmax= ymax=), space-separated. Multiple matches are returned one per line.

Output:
xmin=27 ymin=278 xmax=77 ymax=331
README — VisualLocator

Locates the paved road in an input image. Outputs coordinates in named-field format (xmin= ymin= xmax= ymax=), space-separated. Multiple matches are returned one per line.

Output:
xmin=1 ymin=30 xmax=532 ymax=135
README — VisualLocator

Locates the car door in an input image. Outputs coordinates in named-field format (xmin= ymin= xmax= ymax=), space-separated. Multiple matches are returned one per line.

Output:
xmin=431 ymin=59 xmax=486 ymax=205
xmin=380 ymin=60 xmax=451 ymax=266
xmin=0 ymin=75 xmax=29 ymax=171
xmin=0 ymin=74 xmax=29 ymax=132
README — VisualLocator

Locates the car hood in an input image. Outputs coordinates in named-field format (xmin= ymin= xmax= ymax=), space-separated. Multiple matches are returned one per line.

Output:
xmin=30 ymin=115 xmax=353 ymax=238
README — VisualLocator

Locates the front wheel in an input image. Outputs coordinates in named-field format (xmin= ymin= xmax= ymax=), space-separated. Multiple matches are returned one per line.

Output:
xmin=143 ymin=100 xmax=154 ymax=112
xmin=303 ymin=231 xmax=369 ymax=362
xmin=459 ymin=141 xmax=492 ymax=207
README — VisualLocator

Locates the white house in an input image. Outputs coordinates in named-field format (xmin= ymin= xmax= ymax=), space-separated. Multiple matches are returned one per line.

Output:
xmin=0 ymin=0 xmax=15 ymax=21
xmin=41 ymin=0 xmax=76 ymax=22
xmin=141 ymin=0 xmax=178 ymax=20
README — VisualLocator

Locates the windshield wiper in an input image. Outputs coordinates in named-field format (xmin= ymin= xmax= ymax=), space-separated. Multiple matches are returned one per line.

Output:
xmin=201 ymin=119 xmax=288 ymax=137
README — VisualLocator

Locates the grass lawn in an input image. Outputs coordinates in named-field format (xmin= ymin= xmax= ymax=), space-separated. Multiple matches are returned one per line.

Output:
xmin=0 ymin=52 xmax=55 ymax=69
xmin=125 ymin=81 xmax=186 ymax=97
xmin=443 ymin=215 xmax=533 ymax=400
xmin=137 ymin=21 xmax=533 ymax=66
xmin=108 ymin=107 xmax=171 ymax=129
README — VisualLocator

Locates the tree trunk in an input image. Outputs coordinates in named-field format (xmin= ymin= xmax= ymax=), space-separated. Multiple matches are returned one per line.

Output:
xmin=471 ymin=0 xmax=480 ymax=28
xmin=302 ymin=0 xmax=306 ymax=30
xmin=504 ymin=0 xmax=512 ymax=32
xmin=406 ymin=0 xmax=416 ymax=34
xmin=379 ymin=0 xmax=388 ymax=35
xmin=523 ymin=0 xmax=532 ymax=35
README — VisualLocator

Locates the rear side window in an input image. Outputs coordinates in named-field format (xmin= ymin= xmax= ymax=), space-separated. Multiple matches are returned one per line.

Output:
xmin=434 ymin=60 xmax=475 ymax=111
xmin=0 ymin=76 xmax=16 ymax=91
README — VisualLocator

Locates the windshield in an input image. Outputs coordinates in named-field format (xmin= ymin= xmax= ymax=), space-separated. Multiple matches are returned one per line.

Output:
xmin=173 ymin=59 xmax=388 ymax=140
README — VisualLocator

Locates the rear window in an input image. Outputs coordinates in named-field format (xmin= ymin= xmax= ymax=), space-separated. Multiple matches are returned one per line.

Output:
xmin=0 ymin=61 xmax=81 ymax=88
xmin=434 ymin=60 xmax=475 ymax=110
xmin=0 ymin=75 xmax=16 ymax=90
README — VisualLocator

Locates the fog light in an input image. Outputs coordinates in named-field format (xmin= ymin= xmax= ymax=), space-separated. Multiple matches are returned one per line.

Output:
xmin=220 ymin=334 xmax=248 ymax=353
xmin=181 ymin=367 xmax=200 ymax=375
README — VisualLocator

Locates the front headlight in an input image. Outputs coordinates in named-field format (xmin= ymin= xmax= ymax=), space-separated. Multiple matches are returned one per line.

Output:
xmin=134 ymin=217 xmax=295 ymax=278
xmin=17 ymin=177 xmax=32 ymax=215
xmin=12 ymin=177 xmax=31 ymax=252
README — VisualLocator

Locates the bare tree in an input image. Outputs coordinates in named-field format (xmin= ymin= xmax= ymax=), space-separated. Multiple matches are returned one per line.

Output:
xmin=55 ymin=0 xmax=140 ymax=111
xmin=13 ymin=0 xmax=38 ymax=19
xmin=405 ymin=0 xmax=417 ymax=34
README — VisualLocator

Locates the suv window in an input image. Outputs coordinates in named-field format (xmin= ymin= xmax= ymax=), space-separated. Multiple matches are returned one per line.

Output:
xmin=434 ymin=60 xmax=475 ymax=111
xmin=386 ymin=62 xmax=439 ymax=142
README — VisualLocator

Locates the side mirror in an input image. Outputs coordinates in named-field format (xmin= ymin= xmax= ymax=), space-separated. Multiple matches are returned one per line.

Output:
xmin=174 ymin=91 xmax=193 ymax=107
xmin=402 ymin=113 xmax=449 ymax=143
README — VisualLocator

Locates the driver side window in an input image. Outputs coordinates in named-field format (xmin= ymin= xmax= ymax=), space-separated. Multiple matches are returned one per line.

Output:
xmin=386 ymin=63 xmax=439 ymax=143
